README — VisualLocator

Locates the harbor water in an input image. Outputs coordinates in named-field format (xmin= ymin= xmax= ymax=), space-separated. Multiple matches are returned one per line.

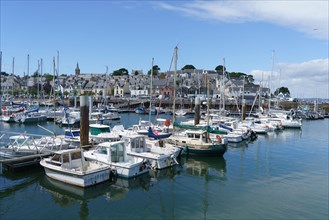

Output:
xmin=0 ymin=114 xmax=328 ymax=220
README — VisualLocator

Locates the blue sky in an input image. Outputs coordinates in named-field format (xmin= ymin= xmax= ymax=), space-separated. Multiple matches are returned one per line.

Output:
xmin=1 ymin=1 xmax=328 ymax=99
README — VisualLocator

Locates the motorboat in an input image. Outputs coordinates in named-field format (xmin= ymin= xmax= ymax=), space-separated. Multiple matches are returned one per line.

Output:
xmin=83 ymin=140 xmax=150 ymax=178
xmin=40 ymin=148 xmax=112 ymax=187
xmin=122 ymin=133 xmax=182 ymax=170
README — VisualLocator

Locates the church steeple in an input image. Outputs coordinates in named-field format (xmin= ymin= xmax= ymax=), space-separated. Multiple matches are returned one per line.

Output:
xmin=75 ymin=63 xmax=80 ymax=75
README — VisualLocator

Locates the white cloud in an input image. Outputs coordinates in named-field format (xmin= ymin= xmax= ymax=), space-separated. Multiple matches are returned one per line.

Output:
xmin=250 ymin=59 xmax=329 ymax=98
xmin=158 ymin=1 xmax=329 ymax=40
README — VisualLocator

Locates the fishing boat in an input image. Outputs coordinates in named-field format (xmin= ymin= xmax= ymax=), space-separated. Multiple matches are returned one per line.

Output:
xmin=166 ymin=129 xmax=227 ymax=156
xmin=40 ymin=148 xmax=112 ymax=187
xmin=83 ymin=140 xmax=150 ymax=178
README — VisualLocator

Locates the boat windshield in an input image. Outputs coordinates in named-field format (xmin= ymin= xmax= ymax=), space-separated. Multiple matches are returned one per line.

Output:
xmin=110 ymin=142 xmax=125 ymax=162
xmin=129 ymin=137 xmax=145 ymax=152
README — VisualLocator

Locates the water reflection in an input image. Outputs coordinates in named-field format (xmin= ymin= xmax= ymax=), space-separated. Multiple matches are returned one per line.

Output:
xmin=228 ymin=140 xmax=250 ymax=148
xmin=39 ymin=173 xmax=153 ymax=203
xmin=0 ymin=166 xmax=43 ymax=194
xmin=149 ymin=165 xmax=180 ymax=181
xmin=180 ymin=155 xmax=227 ymax=181
xmin=39 ymin=173 xmax=154 ymax=219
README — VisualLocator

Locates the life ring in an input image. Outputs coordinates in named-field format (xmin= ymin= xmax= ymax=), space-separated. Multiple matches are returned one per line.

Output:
xmin=216 ymin=135 xmax=222 ymax=141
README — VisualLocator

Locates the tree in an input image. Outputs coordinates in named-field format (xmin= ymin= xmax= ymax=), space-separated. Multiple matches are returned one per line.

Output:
xmin=215 ymin=65 xmax=226 ymax=73
xmin=63 ymin=91 xmax=69 ymax=98
xmin=43 ymin=82 xmax=52 ymax=95
xmin=112 ymin=68 xmax=129 ymax=76
xmin=32 ymin=71 xmax=40 ymax=77
xmin=147 ymin=65 xmax=160 ymax=75
xmin=247 ymin=74 xmax=255 ymax=83
xmin=228 ymin=72 xmax=245 ymax=78
xmin=274 ymin=87 xmax=290 ymax=96
xmin=228 ymin=72 xmax=255 ymax=84
xmin=72 ymin=88 xmax=79 ymax=97
xmin=1 ymin=71 xmax=9 ymax=76
xmin=181 ymin=65 xmax=196 ymax=70
xmin=44 ymin=73 xmax=54 ymax=82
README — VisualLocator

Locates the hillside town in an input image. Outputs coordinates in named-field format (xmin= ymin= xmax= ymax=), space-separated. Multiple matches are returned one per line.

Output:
xmin=1 ymin=63 xmax=282 ymax=104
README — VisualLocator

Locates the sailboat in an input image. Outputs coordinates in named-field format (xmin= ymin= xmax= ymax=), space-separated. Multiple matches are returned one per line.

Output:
xmin=165 ymin=47 xmax=228 ymax=156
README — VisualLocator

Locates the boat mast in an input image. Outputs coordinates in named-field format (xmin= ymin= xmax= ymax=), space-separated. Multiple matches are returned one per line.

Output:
xmin=241 ymin=76 xmax=246 ymax=121
xmin=41 ymin=58 xmax=43 ymax=99
xmin=0 ymin=51 xmax=2 ymax=115
xmin=12 ymin=57 xmax=15 ymax=98
xmin=222 ymin=58 xmax=225 ymax=112
xmin=53 ymin=57 xmax=57 ymax=136
xmin=172 ymin=46 xmax=178 ymax=135
xmin=206 ymin=72 xmax=210 ymax=143
xmin=149 ymin=57 xmax=154 ymax=124
xmin=37 ymin=59 xmax=40 ymax=100
xmin=27 ymin=54 xmax=29 ymax=77
xmin=27 ymin=54 xmax=29 ymax=102
xmin=105 ymin=66 xmax=108 ymax=109
xmin=269 ymin=50 xmax=275 ymax=112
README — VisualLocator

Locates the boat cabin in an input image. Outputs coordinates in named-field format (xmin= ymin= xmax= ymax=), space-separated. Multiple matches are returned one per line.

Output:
xmin=185 ymin=130 xmax=208 ymax=142
xmin=47 ymin=149 xmax=85 ymax=169
xmin=122 ymin=135 xmax=147 ymax=153
xmin=97 ymin=141 xmax=126 ymax=163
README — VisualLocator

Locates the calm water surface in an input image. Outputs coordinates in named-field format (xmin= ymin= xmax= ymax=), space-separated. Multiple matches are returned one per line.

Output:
xmin=0 ymin=115 xmax=328 ymax=220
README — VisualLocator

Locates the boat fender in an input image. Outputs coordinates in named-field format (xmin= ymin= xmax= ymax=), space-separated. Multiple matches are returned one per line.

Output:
xmin=110 ymin=169 xmax=117 ymax=181
xmin=216 ymin=135 xmax=222 ymax=142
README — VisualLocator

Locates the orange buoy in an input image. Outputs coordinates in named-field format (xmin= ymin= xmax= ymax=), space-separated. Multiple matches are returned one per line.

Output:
xmin=164 ymin=118 xmax=171 ymax=127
